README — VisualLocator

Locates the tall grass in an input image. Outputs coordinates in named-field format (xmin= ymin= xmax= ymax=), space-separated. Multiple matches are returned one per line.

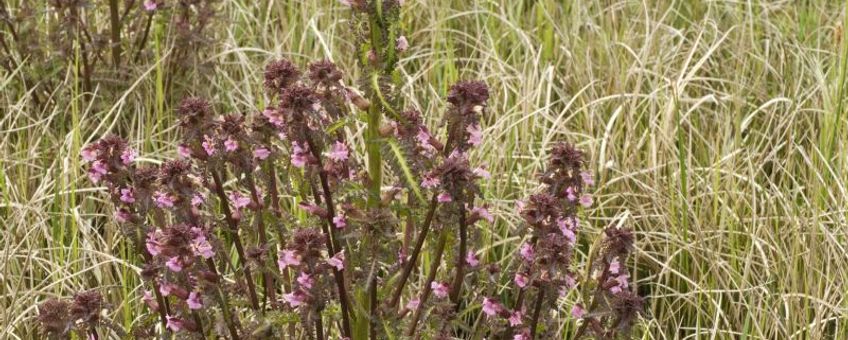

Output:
xmin=1 ymin=0 xmax=847 ymax=338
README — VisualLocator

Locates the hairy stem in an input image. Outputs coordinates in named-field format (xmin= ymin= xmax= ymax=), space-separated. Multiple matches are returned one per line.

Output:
xmin=406 ymin=228 xmax=449 ymax=336
xmin=211 ymin=170 xmax=260 ymax=311
xmin=303 ymin=133 xmax=352 ymax=337
xmin=388 ymin=194 xmax=438 ymax=309
xmin=244 ymin=172 xmax=277 ymax=307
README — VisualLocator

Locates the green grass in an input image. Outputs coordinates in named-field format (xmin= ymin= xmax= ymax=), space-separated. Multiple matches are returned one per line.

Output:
xmin=2 ymin=0 xmax=848 ymax=338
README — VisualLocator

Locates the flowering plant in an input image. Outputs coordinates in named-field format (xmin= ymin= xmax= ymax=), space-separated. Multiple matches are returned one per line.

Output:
xmin=41 ymin=1 xmax=644 ymax=339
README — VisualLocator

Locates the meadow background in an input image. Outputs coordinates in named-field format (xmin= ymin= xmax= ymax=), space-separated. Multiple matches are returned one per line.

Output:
xmin=2 ymin=0 xmax=848 ymax=338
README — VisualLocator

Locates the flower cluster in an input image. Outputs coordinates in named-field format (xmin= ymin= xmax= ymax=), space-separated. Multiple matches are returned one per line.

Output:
xmin=61 ymin=1 xmax=646 ymax=338
xmin=37 ymin=290 xmax=103 ymax=339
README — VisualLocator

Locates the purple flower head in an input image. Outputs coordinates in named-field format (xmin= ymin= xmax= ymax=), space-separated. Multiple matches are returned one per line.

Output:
xmin=514 ymin=273 xmax=529 ymax=288
xmin=143 ymin=0 xmax=158 ymax=11
xmin=121 ymin=148 xmax=137 ymax=165
xmin=508 ymin=310 xmax=524 ymax=326
xmin=153 ymin=191 xmax=176 ymax=209
xmin=254 ymin=147 xmax=271 ymax=160
xmin=119 ymin=188 xmax=135 ymax=204
xmin=481 ymin=297 xmax=502 ymax=317
xmin=278 ymin=250 xmax=302 ymax=270
xmin=297 ymin=272 xmax=314 ymax=289
xmin=284 ymin=290 xmax=306 ymax=308
xmin=224 ymin=137 xmax=239 ymax=152
xmin=177 ymin=144 xmax=192 ymax=158
xmin=333 ymin=212 xmax=347 ymax=229
xmin=327 ymin=251 xmax=345 ymax=270
xmin=166 ymin=257 xmax=183 ymax=272
xmin=291 ymin=141 xmax=311 ymax=168
xmin=308 ymin=60 xmax=343 ymax=87
xmin=405 ymin=298 xmax=420 ymax=310
xmin=437 ymin=192 xmax=453 ymax=203
xmin=579 ymin=194 xmax=593 ymax=207
xmin=421 ymin=175 xmax=441 ymax=189
xmin=187 ymin=292 xmax=203 ymax=310
xmin=447 ymin=80 xmax=490 ymax=109
xmin=571 ymin=304 xmax=585 ymax=319
xmin=202 ymin=135 xmax=217 ymax=156
xmin=431 ymin=282 xmax=449 ymax=298
xmin=264 ymin=59 xmax=301 ymax=94
xmin=466 ymin=123 xmax=482 ymax=146
xmin=519 ymin=243 xmax=535 ymax=262
xmin=228 ymin=191 xmax=251 ymax=209
xmin=191 ymin=235 xmax=215 ymax=259
xmin=327 ymin=141 xmax=350 ymax=162
xmin=166 ymin=315 xmax=184 ymax=332
xmin=396 ymin=36 xmax=409 ymax=52
xmin=465 ymin=250 xmax=480 ymax=267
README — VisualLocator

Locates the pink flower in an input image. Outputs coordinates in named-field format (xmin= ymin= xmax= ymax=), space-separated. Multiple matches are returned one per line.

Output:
xmin=367 ymin=50 xmax=377 ymax=63
xmin=88 ymin=161 xmax=108 ymax=182
xmin=437 ymin=192 xmax=453 ymax=203
xmin=465 ymin=250 xmax=479 ymax=267
xmin=191 ymin=193 xmax=205 ymax=206
xmin=177 ymin=144 xmax=192 ymax=158
xmin=396 ymin=36 xmax=409 ymax=52
xmin=153 ymin=191 xmax=175 ymax=208
xmin=228 ymin=191 xmax=251 ymax=209
xmin=405 ymin=298 xmax=420 ymax=310
xmin=146 ymin=230 xmax=163 ymax=256
xmin=565 ymin=186 xmax=578 ymax=201
xmin=159 ymin=283 xmax=173 ymax=296
xmin=333 ymin=212 xmax=347 ymax=229
xmin=514 ymin=273 xmax=529 ymax=288
xmin=143 ymin=0 xmax=158 ymax=11
xmin=278 ymin=250 xmax=302 ymax=270
xmin=508 ymin=310 xmax=524 ymax=326
xmin=81 ymin=147 xmax=98 ymax=162
xmin=481 ymin=297 xmax=501 ymax=317
xmin=466 ymin=123 xmax=482 ymax=146
xmin=515 ymin=200 xmax=526 ymax=213
xmin=283 ymin=291 xmax=306 ymax=307
xmin=142 ymin=290 xmax=159 ymax=311
xmin=224 ymin=138 xmax=239 ymax=152
xmin=202 ymin=135 xmax=216 ymax=156
xmin=421 ymin=176 xmax=441 ymax=189
xmin=191 ymin=235 xmax=215 ymax=259
xmin=470 ymin=206 xmax=494 ymax=223
xmin=565 ymin=274 xmax=577 ymax=289
xmin=579 ymin=194 xmax=593 ymax=207
xmin=120 ymin=188 xmax=135 ymax=204
xmin=416 ymin=129 xmax=437 ymax=157
xmin=297 ymin=272 xmax=314 ymax=289
xmin=571 ymin=304 xmax=585 ymax=319
xmin=327 ymin=141 xmax=349 ymax=162
xmin=581 ymin=171 xmax=594 ymax=186
xmin=327 ymin=251 xmax=345 ymax=270
xmin=608 ymin=257 xmax=621 ymax=275
xmin=519 ymin=243 xmax=534 ymax=262
xmin=254 ymin=147 xmax=271 ymax=160
xmin=473 ymin=167 xmax=491 ymax=179
xmin=166 ymin=315 xmax=183 ymax=332
xmin=121 ymin=148 xmax=137 ymax=165
xmin=291 ymin=142 xmax=310 ymax=168
xmin=615 ymin=274 xmax=630 ymax=289
xmin=187 ymin=291 xmax=203 ymax=310
xmin=114 ymin=209 xmax=131 ymax=223
xmin=431 ymin=282 xmax=449 ymax=298
xmin=338 ymin=0 xmax=352 ymax=6
xmin=166 ymin=257 xmax=183 ymax=272
xmin=513 ymin=333 xmax=529 ymax=340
